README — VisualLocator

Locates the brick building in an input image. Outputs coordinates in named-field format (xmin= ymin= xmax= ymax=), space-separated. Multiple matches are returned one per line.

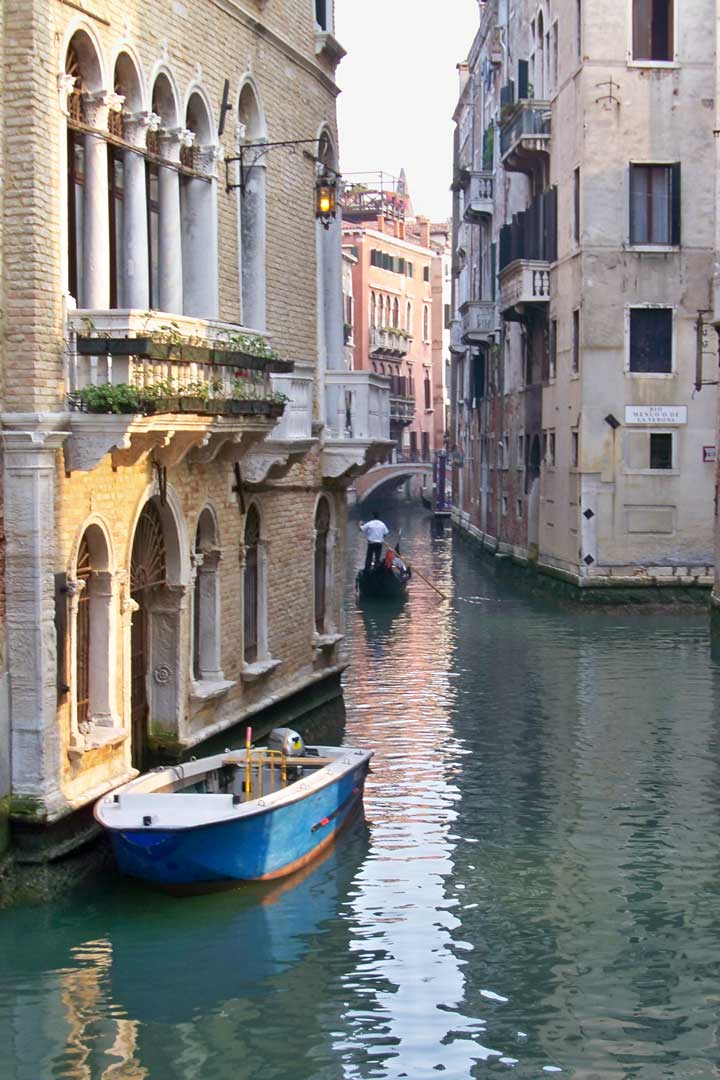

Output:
xmin=341 ymin=174 xmax=449 ymax=462
xmin=0 ymin=0 xmax=391 ymax=849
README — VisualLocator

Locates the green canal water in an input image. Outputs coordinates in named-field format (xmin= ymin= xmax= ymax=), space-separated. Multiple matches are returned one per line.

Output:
xmin=2 ymin=506 xmax=720 ymax=1079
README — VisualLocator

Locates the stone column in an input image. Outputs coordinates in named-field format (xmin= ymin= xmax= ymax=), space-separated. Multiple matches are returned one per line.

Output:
xmin=195 ymin=550 xmax=224 ymax=681
xmin=122 ymin=112 xmax=156 ymax=310
xmin=145 ymin=583 xmax=187 ymax=746
xmin=182 ymin=145 xmax=221 ymax=319
xmin=157 ymin=128 xmax=187 ymax=314
xmin=322 ymin=211 xmax=346 ymax=371
xmin=82 ymin=91 xmax=120 ymax=309
xmin=239 ymin=158 xmax=267 ymax=331
xmin=2 ymin=418 xmax=70 ymax=821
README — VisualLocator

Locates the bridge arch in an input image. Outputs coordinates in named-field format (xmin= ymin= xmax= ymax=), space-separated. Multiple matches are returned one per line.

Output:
xmin=355 ymin=462 xmax=433 ymax=504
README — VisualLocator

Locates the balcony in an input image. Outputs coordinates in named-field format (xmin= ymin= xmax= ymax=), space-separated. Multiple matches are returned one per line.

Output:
xmin=499 ymin=101 xmax=551 ymax=176
xmin=498 ymin=190 xmax=556 ymax=317
xmin=459 ymin=299 xmax=496 ymax=344
xmin=498 ymin=260 xmax=551 ymax=314
xmin=462 ymin=172 xmax=494 ymax=222
xmin=322 ymin=370 xmax=392 ymax=480
xmin=389 ymin=374 xmax=415 ymax=426
xmin=370 ymin=326 xmax=411 ymax=358
xmin=450 ymin=318 xmax=466 ymax=354
xmin=64 ymin=309 xmax=291 ymax=472
xmin=242 ymin=362 xmax=317 ymax=484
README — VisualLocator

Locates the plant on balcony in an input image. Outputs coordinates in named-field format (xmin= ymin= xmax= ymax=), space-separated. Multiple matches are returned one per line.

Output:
xmin=75 ymin=317 xmax=285 ymax=368
xmin=68 ymin=383 xmax=143 ymax=414
xmin=69 ymin=373 xmax=288 ymax=418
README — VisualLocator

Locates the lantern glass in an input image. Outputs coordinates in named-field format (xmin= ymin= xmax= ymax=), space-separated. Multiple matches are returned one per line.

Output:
xmin=316 ymin=174 xmax=337 ymax=226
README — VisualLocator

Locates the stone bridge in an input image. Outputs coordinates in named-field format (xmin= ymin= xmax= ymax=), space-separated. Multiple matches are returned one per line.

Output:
xmin=354 ymin=460 xmax=433 ymax=503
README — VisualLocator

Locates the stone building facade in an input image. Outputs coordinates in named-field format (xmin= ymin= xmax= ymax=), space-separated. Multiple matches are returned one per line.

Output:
xmin=452 ymin=0 xmax=717 ymax=593
xmin=0 ymin=0 xmax=391 ymax=848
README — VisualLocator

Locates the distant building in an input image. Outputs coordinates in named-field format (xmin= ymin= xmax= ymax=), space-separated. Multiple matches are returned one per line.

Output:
xmin=342 ymin=174 xmax=449 ymax=462
xmin=451 ymin=0 xmax=716 ymax=593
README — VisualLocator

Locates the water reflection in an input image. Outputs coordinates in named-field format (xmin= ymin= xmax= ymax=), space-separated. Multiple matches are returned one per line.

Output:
xmin=3 ymin=505 xmax=720 ymax=1079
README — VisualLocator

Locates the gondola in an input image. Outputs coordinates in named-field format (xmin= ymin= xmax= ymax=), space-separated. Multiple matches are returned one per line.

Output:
xmin=356 ymin=542 xmax=411 ymax=600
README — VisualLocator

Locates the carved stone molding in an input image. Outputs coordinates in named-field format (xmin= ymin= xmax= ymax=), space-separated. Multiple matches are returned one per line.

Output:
xmin=320 ymin=438 xmax=393 ymax=483
xmin=241 ymin=447 xmax=292 ymax=485
xmin=111 ymin=430 xmax=173 ymax=469
xmin=155 ymin=429 xmax=210 ymax=468
xmin=64 ymin=414 xmax=134 ymax=473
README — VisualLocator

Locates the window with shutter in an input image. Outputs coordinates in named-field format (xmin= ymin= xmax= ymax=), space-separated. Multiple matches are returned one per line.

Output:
xmin=633 ymin=0 xmax=673 ymax=61
xmin=629 ymin=307 xmax=673 ymax=373
xmin=629 ymin=164 xmax=679 ymax=245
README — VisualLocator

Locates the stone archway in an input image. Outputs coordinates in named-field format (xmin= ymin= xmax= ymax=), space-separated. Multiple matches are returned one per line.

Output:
xmin=129 ymin=495 xmax=186 ymax=767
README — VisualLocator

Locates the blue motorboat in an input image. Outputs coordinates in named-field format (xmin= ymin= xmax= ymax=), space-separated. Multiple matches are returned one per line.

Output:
xmin=95 ymin=728 xmax=372 ymax=887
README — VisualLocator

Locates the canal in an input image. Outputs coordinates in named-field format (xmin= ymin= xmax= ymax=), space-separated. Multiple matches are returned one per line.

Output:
xmin=2 ymin=504 xmax=720 ymax=1079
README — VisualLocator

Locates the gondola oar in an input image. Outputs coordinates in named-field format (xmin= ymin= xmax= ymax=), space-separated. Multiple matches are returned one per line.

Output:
xmin=385 ymin=547 xmax=448 ymax=601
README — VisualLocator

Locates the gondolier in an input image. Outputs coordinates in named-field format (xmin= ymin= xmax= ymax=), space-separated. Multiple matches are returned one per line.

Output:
xmin=359 ymin=512 xmax=389 ymax=571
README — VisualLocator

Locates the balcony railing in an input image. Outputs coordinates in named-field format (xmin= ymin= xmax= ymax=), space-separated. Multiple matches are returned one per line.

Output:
xmin=458 ymin=299 xmax=496 ymax=343
xmin=499 ymin=260 xmax=551 ymax=312
xmin=499 ymin=101 xmax=551 ymax=174
xmin=270 ymin=362 xmax=314 ymax=442
xmin=389 ymin=374 xmax=415 ymax=425
xmin=67 ymin=310 xmax=290 ymax=396
xmin=370 ymin=326 xmax=411 ymax=358
xmin=462 ymin=172 xmax=494 ymax=222
xmin=325 ymin=370 xmax=390 ymax=442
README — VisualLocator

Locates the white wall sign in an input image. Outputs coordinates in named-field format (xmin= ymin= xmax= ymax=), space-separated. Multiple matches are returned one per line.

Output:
xmin=624 ymin=405 xmax=687 ymax=426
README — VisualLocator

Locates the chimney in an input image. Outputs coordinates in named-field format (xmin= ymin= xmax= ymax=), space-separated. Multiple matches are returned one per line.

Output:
xmin=416 ymin=215 xmax=431 ymax=249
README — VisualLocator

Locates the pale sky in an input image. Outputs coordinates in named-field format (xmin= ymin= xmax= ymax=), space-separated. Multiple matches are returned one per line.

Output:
xmin=335 ymin=0 xmax=480 ymax=222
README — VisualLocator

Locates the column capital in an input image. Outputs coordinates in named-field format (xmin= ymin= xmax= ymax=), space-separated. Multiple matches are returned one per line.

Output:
xmin=1 ymin=414 xmax=70 ymax=459
xmin=58 ymin=72 xmax=77 ymax=117
xmin=195 ymin=144 xmax=224 ymax=179
xmin=124 ymin=110 xmax=161 ymax=149
xmin=83 ymin=89 xmax=125 ymax=131
xmin=159 ymin=126 xmax=195 ymax=164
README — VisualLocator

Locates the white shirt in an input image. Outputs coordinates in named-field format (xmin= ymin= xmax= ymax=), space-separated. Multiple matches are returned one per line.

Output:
xmin=361 ymin=520 xmax=389 ymax=544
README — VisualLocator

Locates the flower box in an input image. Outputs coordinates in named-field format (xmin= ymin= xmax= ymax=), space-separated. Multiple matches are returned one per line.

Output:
xmin=75 ymin=335 xmax=293 ymax=373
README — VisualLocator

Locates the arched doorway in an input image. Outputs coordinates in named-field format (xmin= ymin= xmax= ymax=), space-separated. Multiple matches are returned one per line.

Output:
xmin=130 ymin=500 xmax=167 ymax=768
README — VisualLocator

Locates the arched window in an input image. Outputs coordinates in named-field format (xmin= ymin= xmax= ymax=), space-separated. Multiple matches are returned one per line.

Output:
xmin=109 ymin=52 xmax=144 ymax=310
xmin=181 ymin=91 xmax=219 ymax=318
xmin=371 ymin=292 xmax=376 ymax=328
xmin=193 ymin=508 xmax=223 ymax=683
xmin=238 ymin=83 xmax=266 ymax=330
xmin=536 ymin=10 xmax=545 ymax=98
xmin=72 ymin=524 xmax=115 ymax=742
xmin=423 ymin=305 xmax=430 ymax=340
xmin=65 ymin=32 xmax=104 ymax=308
xmin=148 ymin=73 xmax=182 ymax=312
xmin=393 ymin=297 xmax=400 ymax=328
xmin=243 ymin=506 xmax=261 ymax=664
xmin=314 ymin=498 xmax=331 ymax=634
